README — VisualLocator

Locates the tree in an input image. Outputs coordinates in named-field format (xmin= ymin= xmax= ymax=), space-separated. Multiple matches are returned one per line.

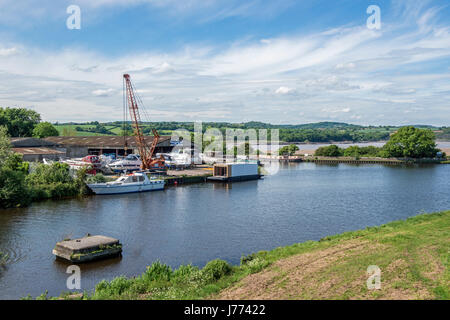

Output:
xmin=0 ymin=126 xmax=30 ymax=208
xmin=0 ymin=107 xmax=41 ymax=137
xmin=278 ymin=144 xmax=299 ymax=156
xmin=343 ymin=146 xmax=361 ymax=157
xmin=32 ymin=122 xmax=59 ymax=138
xmin=315 ymin=145 xmax=343 ymax=157
xmin=383 ymin=126 xmax=439 ymax=158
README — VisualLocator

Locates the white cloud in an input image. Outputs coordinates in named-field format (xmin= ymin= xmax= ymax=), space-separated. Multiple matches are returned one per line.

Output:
xmin=275 ymin=86 xmax=294 ymax=94
xmin=0 ymin=3 xmax=450 ymax=125
xmin=92 ymin=88 xmax=115 ymax=97
xmin=0 ymin=47 xmax=18 ymax=56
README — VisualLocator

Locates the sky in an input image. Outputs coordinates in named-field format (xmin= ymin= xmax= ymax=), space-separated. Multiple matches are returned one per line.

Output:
xmin=0 ymin=0 xmax=449 ymax=125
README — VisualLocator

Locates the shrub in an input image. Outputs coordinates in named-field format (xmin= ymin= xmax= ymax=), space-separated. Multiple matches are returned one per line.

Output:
xmin=86 ymin=174 xmax=107 ymax=184
xmin=173 ymin=264 xmax=198 ymax=280
xmin=94 ymin=277 xmax=133 ymax=298
xmin=26 ymin=163 xmax=82 ymax=200
xmin=245 ymin=258 xmax=269 ymax=274
xmin=143 ymin=261 xmax=173 ymax=282
xmin=202 ymin=259 xmax=232 ymax=280
xmin=0 ymin=167 xmax=30 ymax=208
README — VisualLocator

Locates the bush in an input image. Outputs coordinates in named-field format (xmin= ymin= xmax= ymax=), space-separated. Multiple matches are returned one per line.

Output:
xmin=143 ymin=261 xmax=173 ymax=282
xmin=202 ymin=259 xmax=232 ymax=280
xmin=26 ymin=163 xmax=83 ymax=200
xmin=86 ymin=174 xmax=107 ymax=184
xmin=94 ymin=277 xmax=133 ymax=298
xmin=0 ymin=167 xmax=30 ymax=208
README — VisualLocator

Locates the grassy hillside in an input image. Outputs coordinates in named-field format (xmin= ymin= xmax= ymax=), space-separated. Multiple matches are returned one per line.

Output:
xmin=45 ymin=210 xmax=449 ymax=300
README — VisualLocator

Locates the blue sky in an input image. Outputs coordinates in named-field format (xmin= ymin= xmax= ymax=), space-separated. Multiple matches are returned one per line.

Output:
xmin=0 ymin=0 xmax=449 ymax=125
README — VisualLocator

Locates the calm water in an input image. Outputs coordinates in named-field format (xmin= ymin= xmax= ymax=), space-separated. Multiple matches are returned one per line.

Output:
xmin=0 ymin=163 xmax=449 ymax=299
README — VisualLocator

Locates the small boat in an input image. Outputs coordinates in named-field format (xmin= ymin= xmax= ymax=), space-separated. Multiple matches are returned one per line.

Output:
xmin=61 ymin=155 xmax=102 ymax=174
xmin=107 ymin=154 xmax=142 ymax=173
xmin=87 ymin=172 xmax=165 ymax=195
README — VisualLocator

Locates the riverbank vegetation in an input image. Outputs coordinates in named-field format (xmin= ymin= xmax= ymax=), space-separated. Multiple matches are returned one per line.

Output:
xmin=0 ymin=127 xmax=88 ymax=209
xmin=39 ymin=210 xmax=448 ymax=300
xmin=314 ymin=126 xmax=445 ymax=159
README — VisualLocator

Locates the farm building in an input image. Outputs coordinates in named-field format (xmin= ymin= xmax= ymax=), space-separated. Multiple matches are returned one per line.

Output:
xmin=43 ymin=136 xmax=173 ymax=158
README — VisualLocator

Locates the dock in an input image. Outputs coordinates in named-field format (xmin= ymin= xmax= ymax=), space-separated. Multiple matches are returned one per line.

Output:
xmin=53 ymin=235 xmax=122 ymax=263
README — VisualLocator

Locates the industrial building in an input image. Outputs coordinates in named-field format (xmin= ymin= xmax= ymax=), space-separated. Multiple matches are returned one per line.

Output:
xmin=43 ymin=136 xmax=173 ymax=158
xmin=10 ymin=137 xmax=66 ymax=162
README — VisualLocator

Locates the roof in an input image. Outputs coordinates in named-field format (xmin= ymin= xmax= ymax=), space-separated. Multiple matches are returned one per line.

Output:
xmin=55 ymin=235 xmax=119 ymax=251
xmin=13 ymin=147 xmax=66 ymax=155
xmin=10 ymin=137 xmax=58 ymax=148
xmin=44 ymin=136 xmax=171 ymax=148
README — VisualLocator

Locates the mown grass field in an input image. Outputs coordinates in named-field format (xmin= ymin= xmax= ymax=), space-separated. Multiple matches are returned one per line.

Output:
xmin=37 ymin=210 xmax=449 ymax=300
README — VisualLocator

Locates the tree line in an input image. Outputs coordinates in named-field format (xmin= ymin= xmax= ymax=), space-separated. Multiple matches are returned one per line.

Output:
xmin=313 ymin=127 xmax=443 ymax=159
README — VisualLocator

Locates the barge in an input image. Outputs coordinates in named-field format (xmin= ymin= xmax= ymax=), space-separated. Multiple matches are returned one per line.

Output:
xmin=53 ymin=235 xmax=122 ymax=263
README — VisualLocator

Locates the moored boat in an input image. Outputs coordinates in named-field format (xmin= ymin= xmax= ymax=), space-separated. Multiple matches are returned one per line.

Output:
xmin=107 ymin=154 xmax=142 ymax=173
xmin=87 ymin=172 xmax=165 ymax=195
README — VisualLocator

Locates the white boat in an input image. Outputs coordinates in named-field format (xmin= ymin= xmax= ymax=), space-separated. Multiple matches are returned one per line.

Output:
xmin=107 ymin=154 xmax=142 ymax=172
xmin=87 ymin=172 xmax=165 ymax=195
xmin=158 ymin=148 xmax=201 ymax=168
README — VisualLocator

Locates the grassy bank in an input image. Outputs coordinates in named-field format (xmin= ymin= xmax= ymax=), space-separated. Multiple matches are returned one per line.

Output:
xmin=46 ymin=211 xmax=448 ymax=300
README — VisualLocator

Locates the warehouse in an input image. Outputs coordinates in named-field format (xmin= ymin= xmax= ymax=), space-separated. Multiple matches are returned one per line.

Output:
xmin=43 ymin=136 xmax=173 ymax=158
xmin=10 ymin=137 xmax=66 ymax=161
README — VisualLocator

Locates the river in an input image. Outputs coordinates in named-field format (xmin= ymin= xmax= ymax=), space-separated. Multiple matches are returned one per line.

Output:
xmin=0 ymin=162 xmax=449 ymax=299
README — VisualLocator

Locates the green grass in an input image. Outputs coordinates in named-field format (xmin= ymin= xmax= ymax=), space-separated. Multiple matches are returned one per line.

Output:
xmin=41 ymin=210 xmax=449 ymax=300
xmin=54 ymin=124 xmax=116 ymax=137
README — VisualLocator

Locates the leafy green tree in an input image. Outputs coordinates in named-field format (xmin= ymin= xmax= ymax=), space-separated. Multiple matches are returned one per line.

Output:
xmin=314 ymin=145 xmax=343 ymax=157
xmin=278 ymin=144 xmax=299 ymax=156
xmin=0 ymin=107 xmax=41 ymax=137
xmin=0 ymin=126 xmax=30 ymax=208
xmin=383 ymin=126 xmax=439 ymax=158
xmin=32 ymin=122 xmax=59 ymax=138
xmin=343 ymin=146 xmax=361 ymax=157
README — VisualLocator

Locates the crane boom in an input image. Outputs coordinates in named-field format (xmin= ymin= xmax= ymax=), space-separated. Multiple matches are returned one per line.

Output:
xmin=123 ymin=74 xmax=164 ymax=170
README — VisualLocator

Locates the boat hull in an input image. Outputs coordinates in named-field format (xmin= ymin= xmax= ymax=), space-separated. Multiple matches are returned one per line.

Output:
xmin=88 ymin=181 xmax=165 ymax=195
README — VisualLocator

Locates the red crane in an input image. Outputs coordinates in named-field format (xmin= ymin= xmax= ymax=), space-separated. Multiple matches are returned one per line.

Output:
xmin=123 ymin=74 xmax=165 ymax=170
